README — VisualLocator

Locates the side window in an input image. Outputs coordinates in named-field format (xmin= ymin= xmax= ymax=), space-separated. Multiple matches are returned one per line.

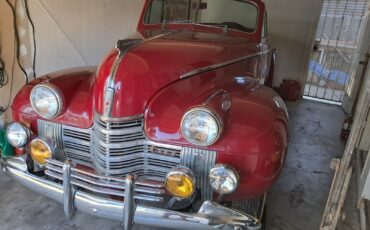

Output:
xmin=262 ymin=10 xmax=268 ymax=38
xmin=145 ymin=0 xmax=164 ymax=24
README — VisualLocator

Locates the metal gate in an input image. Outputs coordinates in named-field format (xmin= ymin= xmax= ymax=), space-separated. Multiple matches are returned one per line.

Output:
xmin=304 ymin=0 xmax=369 ymax=104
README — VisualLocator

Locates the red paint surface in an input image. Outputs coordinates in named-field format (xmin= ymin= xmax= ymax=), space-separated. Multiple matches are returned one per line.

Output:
xmin=11 ymin=0 xmax=289 ymax=200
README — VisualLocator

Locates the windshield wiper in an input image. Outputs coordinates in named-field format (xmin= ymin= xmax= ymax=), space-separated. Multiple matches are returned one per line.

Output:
xmin=197 ymin=23 xmax=229 ymax=33
xmin=161 ymin=20 xmax=193 ymax=30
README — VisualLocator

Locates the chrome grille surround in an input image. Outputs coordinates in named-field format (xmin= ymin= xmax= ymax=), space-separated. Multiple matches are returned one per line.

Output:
xmin=37 ymin=115 xmax=217 ymax=201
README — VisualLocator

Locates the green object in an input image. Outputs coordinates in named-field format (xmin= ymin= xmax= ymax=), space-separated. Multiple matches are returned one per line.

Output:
xmin=0 ymin=127 xmax=14 ymax=158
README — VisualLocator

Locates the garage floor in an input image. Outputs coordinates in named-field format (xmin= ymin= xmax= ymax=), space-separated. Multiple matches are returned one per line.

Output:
xmin=0 ymin=100 xmax=361 ymax=230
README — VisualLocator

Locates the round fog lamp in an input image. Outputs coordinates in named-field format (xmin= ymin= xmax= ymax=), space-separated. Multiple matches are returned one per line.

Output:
xmin=209 ymin=164 xmax=239 ymax=195
xmin=165 ymin=167 xmax=196 ymax=199
xmin=6 ymin=122 xmax=30 ymax=148
xmin=29 ymin=138 xmax=54 ymax=165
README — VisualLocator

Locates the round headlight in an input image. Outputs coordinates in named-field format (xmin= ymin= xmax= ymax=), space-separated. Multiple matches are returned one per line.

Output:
xmin=165 ymin=166 xmax=196 ymax=199
xmin=30 ymin=83 xmax=63 ymax=119
xmin=29 ymin=138 xmax=54 ymax=165
xmin=209 ymin=164 xmax=239 ymax=195
xmin=181 ymin=107 xmax=222 ymax=146
xmin=6 ymin=123 xmax=30 ymax=148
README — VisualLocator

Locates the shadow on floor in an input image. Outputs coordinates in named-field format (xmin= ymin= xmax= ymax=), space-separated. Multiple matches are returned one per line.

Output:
xmin=267 ymin=100 xmax=360 ymax=230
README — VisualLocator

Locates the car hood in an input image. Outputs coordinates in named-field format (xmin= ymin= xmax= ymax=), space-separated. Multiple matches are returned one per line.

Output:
xmin=94 ymin=29 xmax=260 ymax=117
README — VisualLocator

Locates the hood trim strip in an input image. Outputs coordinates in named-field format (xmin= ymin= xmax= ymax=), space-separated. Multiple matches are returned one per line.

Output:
xmin=180 ymin=48 xmax=274 ymax=79
xmin=103 ymin=32 xmax=174 ymax=118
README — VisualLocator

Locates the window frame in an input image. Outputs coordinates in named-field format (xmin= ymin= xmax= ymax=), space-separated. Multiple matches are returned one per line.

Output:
xmin=143 ymin=0 xmax=261 ymax=35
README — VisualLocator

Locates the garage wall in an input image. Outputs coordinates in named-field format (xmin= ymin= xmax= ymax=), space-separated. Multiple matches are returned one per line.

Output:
xmin=0 ymin=0 xmax=323 ymax=120
xmin=0 ymin=0 xmax=145 ymax=120
xmin=265 ymin=0 xmax=324 ymax=87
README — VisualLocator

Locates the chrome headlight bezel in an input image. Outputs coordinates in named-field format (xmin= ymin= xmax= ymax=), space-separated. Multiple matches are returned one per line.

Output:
xmin=180 ymin=107 xmax=223 ymax=147
xmin=6 ymin=122 xmax=31 ymax=148
xmin=30 ymin=83 xmax=64 ymax=119
xmin=209 ymin=164 xmax=239 ymax=195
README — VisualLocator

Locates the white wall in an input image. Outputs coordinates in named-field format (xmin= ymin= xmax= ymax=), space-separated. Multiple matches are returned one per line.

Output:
xmin=0 ymin=0 xmax=323 ymax=120
xmin=30 ymin=0 xmax=145 ymax=75
xmin=265 ymin=0 xmax=324 ymax=88
xmin=0 ymin=0 xmax=145 ymax=120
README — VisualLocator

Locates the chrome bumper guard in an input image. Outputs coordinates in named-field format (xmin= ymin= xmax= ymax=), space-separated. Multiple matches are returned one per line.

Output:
xmin=0 ymin=157 xmax=261 ymax=230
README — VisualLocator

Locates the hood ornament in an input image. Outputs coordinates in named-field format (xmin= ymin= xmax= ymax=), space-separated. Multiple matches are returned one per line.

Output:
xmin=103 ymin=39 xmax=143 ymax=117
xmin=115 ymin=39 xmax=142 ymax=57
xmin=102 ymin=34 xmax=171 ymax=117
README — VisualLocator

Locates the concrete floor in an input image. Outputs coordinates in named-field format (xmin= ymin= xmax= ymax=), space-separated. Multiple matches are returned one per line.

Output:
xmin=0 ymin=100 xmax=361 ymax=230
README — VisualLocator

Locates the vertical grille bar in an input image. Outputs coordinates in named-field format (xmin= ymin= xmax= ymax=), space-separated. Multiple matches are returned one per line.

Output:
xmin=181 ymin=147 xmax=216 ymax=201
xmin=37 ymin=120 xmax=66 ymax=161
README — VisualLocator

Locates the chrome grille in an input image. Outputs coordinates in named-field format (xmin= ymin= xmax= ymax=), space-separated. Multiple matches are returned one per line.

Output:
xmin=91 ymin=115 xmax=181 ymax=181
xmin=62 ymin=125 xmax=92 ymax=166
xmin=37 ymin=120 xmax=66 ymax=161
xmin=181 ymin=147 xmax=216 ymax=201
xmin=37 ymin=115 xmax=217 ymax=201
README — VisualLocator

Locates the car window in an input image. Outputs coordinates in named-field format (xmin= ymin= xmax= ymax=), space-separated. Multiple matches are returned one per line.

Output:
xmin=262 ymin=10 xmax=268 ymax=37
xmin=144 ymin=0 xmax=259 ymax=33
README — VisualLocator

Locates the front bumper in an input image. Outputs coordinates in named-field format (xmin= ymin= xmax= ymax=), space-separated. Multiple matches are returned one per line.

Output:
xmin=0 ymin=157 xmax=261 ymax=230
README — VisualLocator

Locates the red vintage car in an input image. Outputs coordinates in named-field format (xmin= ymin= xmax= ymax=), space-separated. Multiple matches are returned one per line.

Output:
xmin=1 ymin=0 xmax=289 ymax=229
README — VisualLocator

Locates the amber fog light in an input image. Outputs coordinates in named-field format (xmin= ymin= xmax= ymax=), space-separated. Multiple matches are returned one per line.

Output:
xmin=29 ymin=138 xmax=53 ymax=165
xmin=165 ymin=167 xmax=196 ymax=199
xmin=209 ymin=164 xmax=239 ymax=195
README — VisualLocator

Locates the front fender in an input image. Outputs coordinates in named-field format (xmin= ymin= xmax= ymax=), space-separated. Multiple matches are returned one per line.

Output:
xmin=11 ymin=67 xmax=96 ymax=131
xmin=144 ymin=64 xmax=289 ymax=199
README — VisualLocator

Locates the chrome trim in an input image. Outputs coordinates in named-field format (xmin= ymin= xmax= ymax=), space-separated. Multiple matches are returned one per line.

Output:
xmin=165 ymin=166 xmax=196 ymax=198
xmin=209 ymin=164 xmax=240 ymax=195
xmin=98 ymin=113 xmax=144 ymax=122
xmin=204 ymin=89 xmax=227 ymax=105
xmin=45 ymin=159 xmax=165 ymax=202
xmin=103 ymin=39 xmax=142 ymax=117
xmin=30 ymin=83 xmax=64 ymax=119
xmin=1 ymin=157 xmax=261 ymax=230
xmin=37 ymin=120 xmax=66 ymax=161
xmin=180 ymin=107 xmax=223 ymax=147
xmin=6 ymin=122 xmax=31 ymax=148
xmin=180 ymin=48 xmax=274 ymax=79
xmin=123 ymin=174 xmax=136 ymax=230
xmin=104 ymin=33 xmax=173 ymax=118
xmin=62 ymin=124 xmax=92 ymax=166
xmin=103 ymin=87 xmax=115 ymax=118
xmin=181 ymin=147 xmax=216 ymax=201
xmin=38 ymin=116 xmax=217 ymax=201
xmin=116 ymin=39 xmax=143 ymax=57
xmin=63 ymin=160 xmax=75 ymax=219
xmin=91 ymin=114 xmax=181 ymax=179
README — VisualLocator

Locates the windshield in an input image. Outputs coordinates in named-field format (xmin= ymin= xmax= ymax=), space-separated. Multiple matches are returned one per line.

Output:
xmin=144 ymin=0 xmax=259 ymax=33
